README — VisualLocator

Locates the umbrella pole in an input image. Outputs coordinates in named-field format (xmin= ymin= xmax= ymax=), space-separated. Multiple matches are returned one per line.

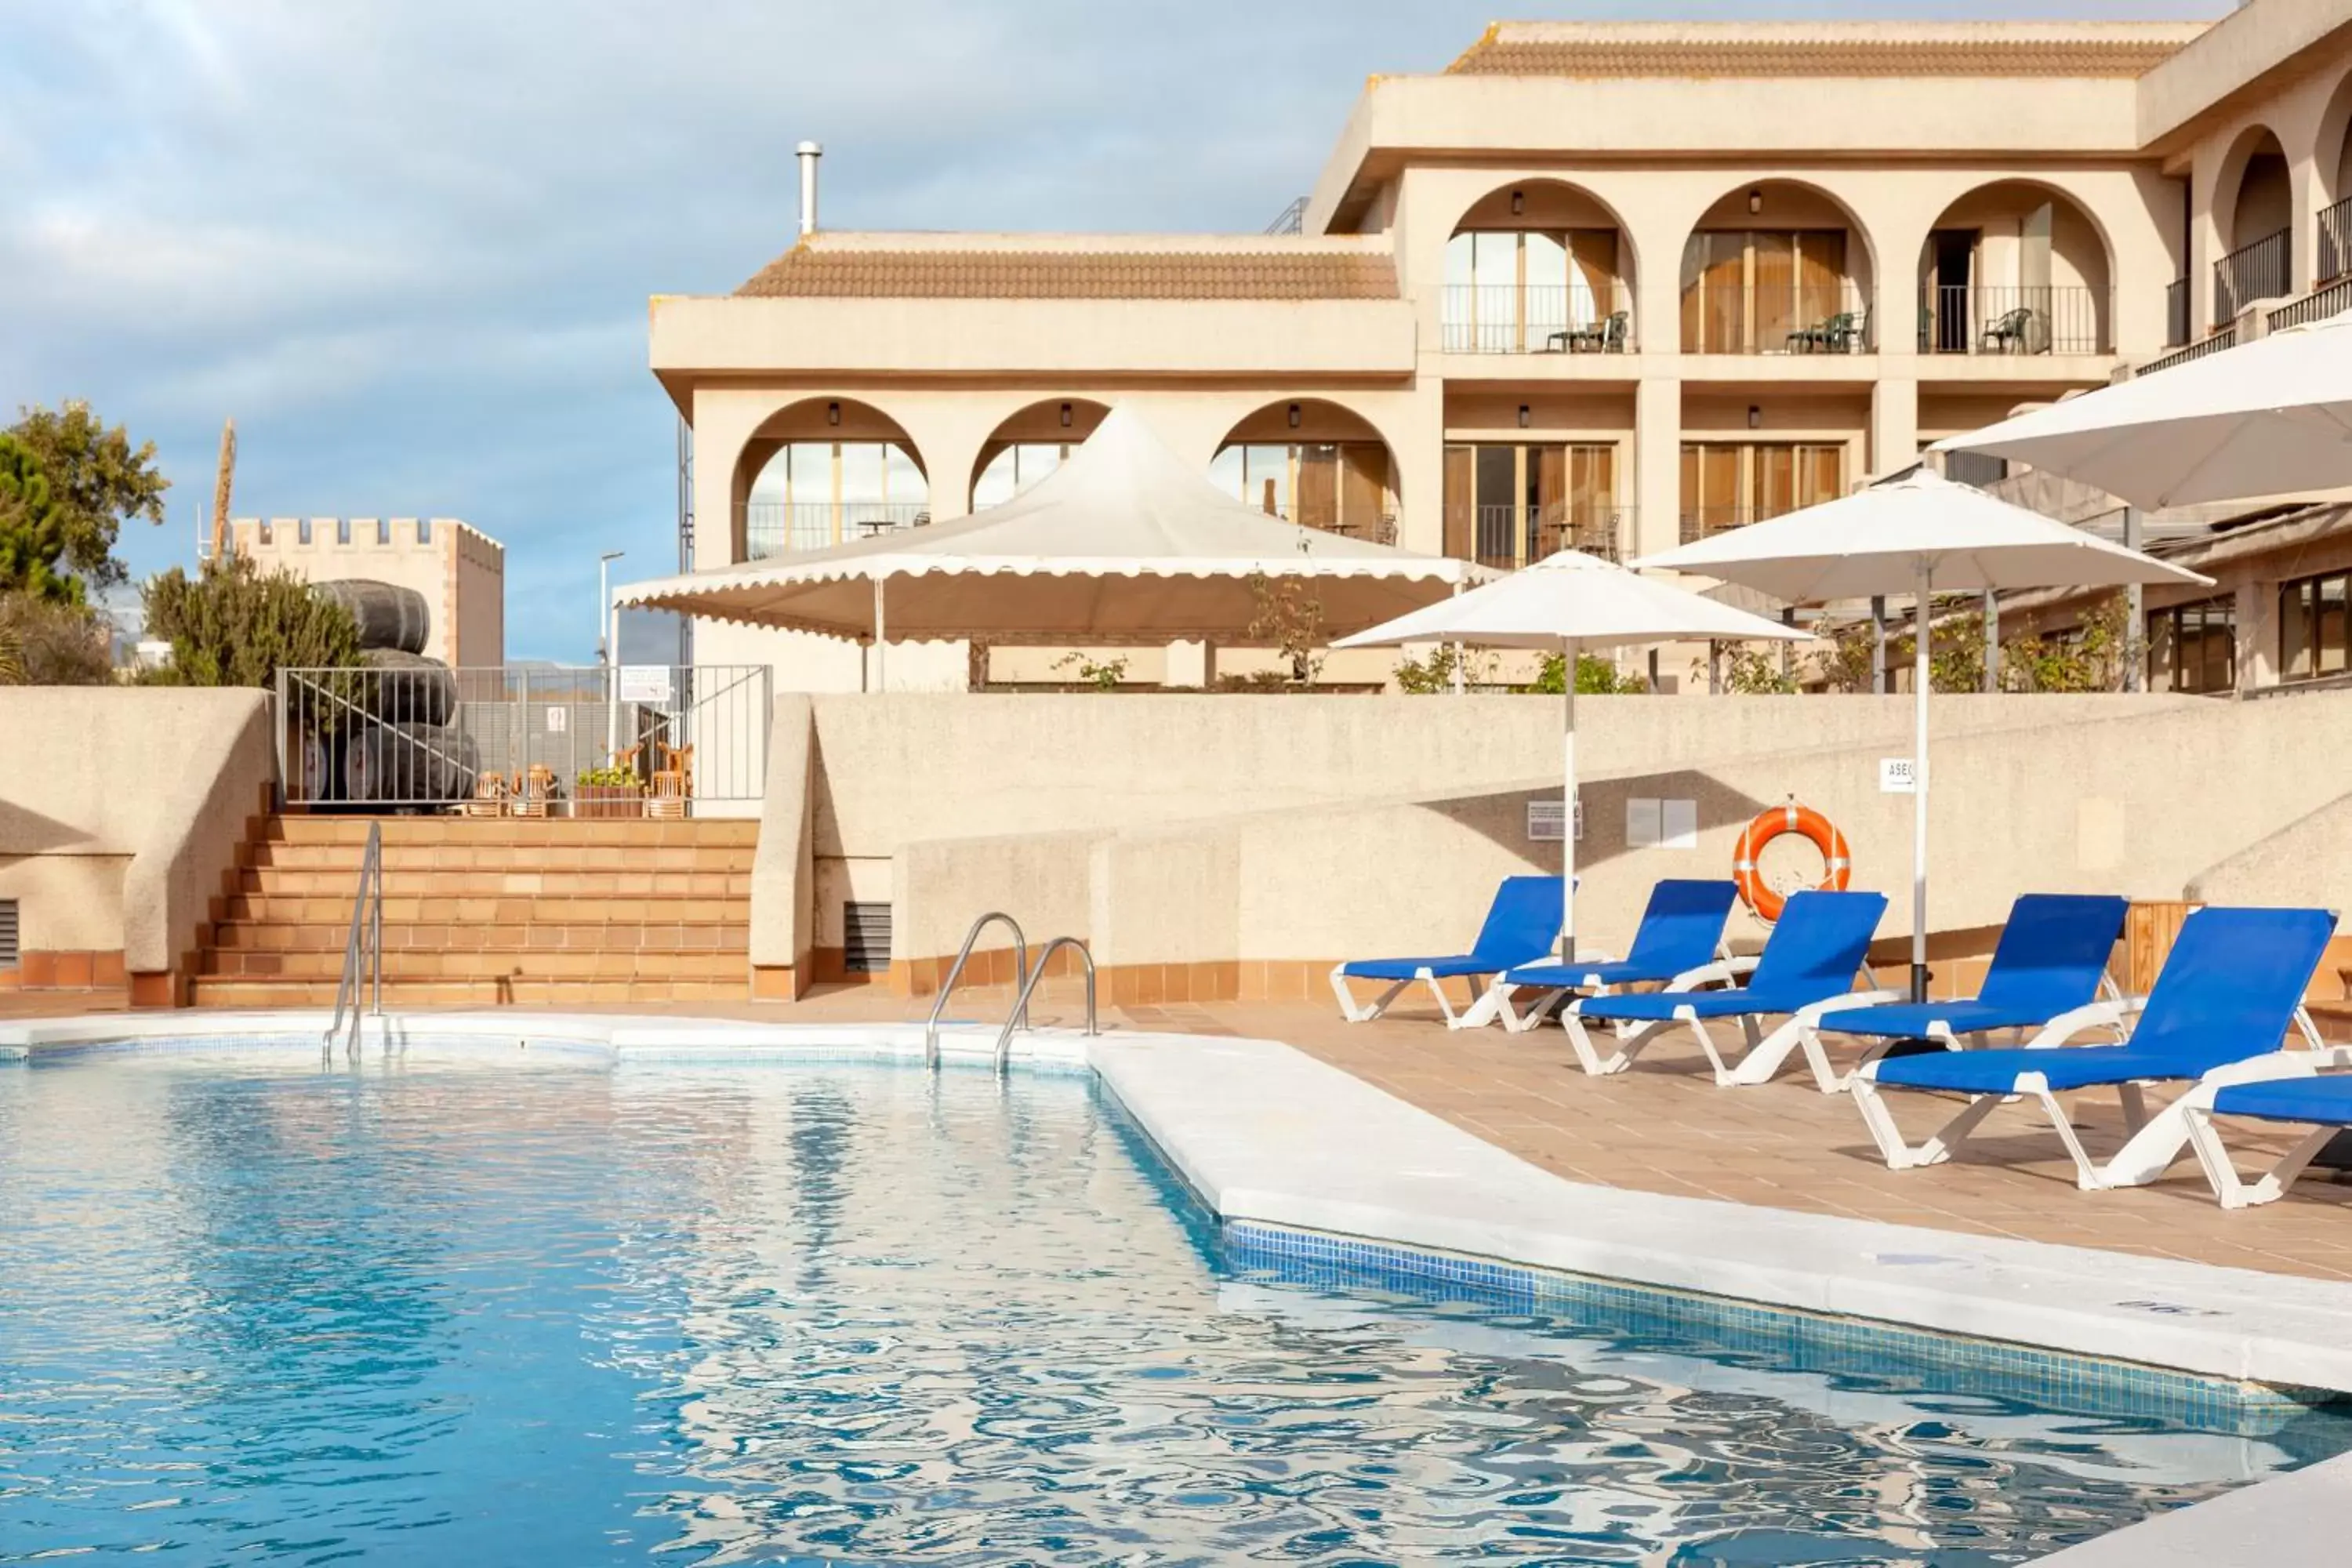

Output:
xmin=1911 ymin=561 xmax=1932 ymax=1005
xmin=1562 ymin=637 xmax=1577 ymax=960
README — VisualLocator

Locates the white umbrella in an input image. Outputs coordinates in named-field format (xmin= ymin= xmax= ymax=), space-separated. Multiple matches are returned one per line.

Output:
xmin=1334 ymin=550 xmax=1811 ymax=953
xmin=1637 ymin=470 xmax=2211 ymax=1000
xmin=1933 ymin=313 xmax=2352 ymax=509
xmin=615 ymin=406 xmax=1483 ymax=671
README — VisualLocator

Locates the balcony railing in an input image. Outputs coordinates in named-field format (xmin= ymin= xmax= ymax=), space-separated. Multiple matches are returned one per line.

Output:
xmin=1918 ymin=285 xmax=2106 ymax=355
xmin=2322 ymin=194 xmax=2352 ymax=286
xmin=1454 ymin=504 xmax=1628 ymax=570
xmin=1680 ymin=283 xmax=1868 ymax=354
xmin=2136 ymin=325 xmax=2239 ymax=378
xmin=2214 ymin=227 xmax=2291 ymax=322
xmin=746 ymin=501 xmax=928 ymax=559
xmin=1439 ymin=283 xmax=1634 ymax=354
xmin=2270 ymin=274 xmax=2352 ymax=333
xmin=2165 ymin=277 xmax=2190 ymax=348
xmin=1680 ymin=505 xmax=1833 ymax=545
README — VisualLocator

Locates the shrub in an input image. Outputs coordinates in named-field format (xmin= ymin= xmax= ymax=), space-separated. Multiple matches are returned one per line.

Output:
xmin=0 ymin=592 xmax=114 ymax=684
xmin=140 ymin=556 xmax=361 ymax=688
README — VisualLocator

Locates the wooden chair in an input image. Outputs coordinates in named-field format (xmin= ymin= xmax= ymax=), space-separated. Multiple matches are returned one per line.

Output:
xmin=463 ymin=769 xmax=510 ymax=819
xmin=648 ymin=742 xmax=694 ymax=821
xmin=511 ymin=764 xmax=554 ymax=820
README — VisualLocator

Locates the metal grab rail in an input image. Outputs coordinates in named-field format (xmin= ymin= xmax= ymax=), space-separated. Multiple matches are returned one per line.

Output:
xmin=923 ymin=911 xmax=1030 ymax=1068
xmin=993 ymin=937 xmax=1098 ymax=1073
xmin=321 ymin=822 xmax=384 ymax=1058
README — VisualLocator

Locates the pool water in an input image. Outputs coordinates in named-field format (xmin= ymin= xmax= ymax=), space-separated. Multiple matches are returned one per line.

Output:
xmin=0 ymin=1049 xmax=2345 ymax=1566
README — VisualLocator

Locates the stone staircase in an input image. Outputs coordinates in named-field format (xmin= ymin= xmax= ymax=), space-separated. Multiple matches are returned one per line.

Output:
xmin=190 ymin=815 xmax=755 ymax=1007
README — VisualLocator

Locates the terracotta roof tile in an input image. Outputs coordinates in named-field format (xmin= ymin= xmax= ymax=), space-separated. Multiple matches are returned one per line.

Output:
xmin=735 ymin=249 xmax=1399 ymax=301
xmin=1446 ymin=38 xmax=2180 ymax=79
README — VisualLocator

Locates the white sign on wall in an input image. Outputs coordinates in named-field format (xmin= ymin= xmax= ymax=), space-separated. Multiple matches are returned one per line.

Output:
xmin=1627 ymin=797 xmax=1700 ymax=851
xmin=1879 ymin=757 xmax=1918 ymax=794
xmin=1526 ymin=797 xmax=1584 ymax=844
xmin=619 ymin=666 xmax=673 ymax=706
xmin=544 ymin=706 xmax=567 ymax=733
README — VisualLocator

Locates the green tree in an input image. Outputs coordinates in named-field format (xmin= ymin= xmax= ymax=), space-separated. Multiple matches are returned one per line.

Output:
xmin=0 ymin=593 xmax=114 ymax=684
xmin=141 ymin=556 xmax=360 ymax=688
xmin=1523 ymin=650 xmax=1642 ymax=695
xmin=8 ymin=401 xmax=171 ymax=590
xmin=0 ymin=434 xmax=82 ymax=604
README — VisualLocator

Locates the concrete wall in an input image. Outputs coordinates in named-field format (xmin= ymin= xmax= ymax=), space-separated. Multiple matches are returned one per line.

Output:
xmin=0 ymin=688 xmax=277 ymax=1000
xmin=751 ymin=689 xmax=2352 ymax=1000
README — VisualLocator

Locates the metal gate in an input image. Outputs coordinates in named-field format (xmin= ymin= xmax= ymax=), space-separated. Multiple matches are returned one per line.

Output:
xmin=274 ymin=663 xmax=771 ymax=814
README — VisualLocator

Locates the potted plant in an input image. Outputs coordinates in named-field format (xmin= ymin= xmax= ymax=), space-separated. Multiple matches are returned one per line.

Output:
xmin=573 ymin=764 xmax=644 ymax=819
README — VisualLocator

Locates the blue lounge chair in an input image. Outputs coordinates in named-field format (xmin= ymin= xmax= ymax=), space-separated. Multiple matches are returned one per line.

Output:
xmin=1330 ymin=875 xmax=1563 ymax=1027
xmin=1731 ymin=893 xmax=2130 ymax=1092
xmin=2180 ymin=1051 xmax=2352 ymax=1208
xmin=1563 ymin=890 xmax=1893 ymax=1081
xmin=1849 ymin=906 xmax=2336 ymax=1189
xmin=1486 ymin=879 xmax=1742 ymax=1034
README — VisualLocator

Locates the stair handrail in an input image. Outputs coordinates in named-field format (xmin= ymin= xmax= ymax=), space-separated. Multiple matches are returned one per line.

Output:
xmin=924 ymin=911 xmax=1029 ymax=1068
xmin=321 ymin=821 xmax=385 ymax=1057
xmin=993 ymin=936 xmax=1097 ymax=1073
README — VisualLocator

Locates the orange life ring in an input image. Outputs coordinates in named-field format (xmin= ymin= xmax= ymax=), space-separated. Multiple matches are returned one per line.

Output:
xmin=1733 ymin=800 xmax=1852 ymax=924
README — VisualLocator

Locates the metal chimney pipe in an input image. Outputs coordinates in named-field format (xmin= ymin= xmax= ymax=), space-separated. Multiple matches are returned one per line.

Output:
xmin=796 ymin=141 xmax=822 ymax=238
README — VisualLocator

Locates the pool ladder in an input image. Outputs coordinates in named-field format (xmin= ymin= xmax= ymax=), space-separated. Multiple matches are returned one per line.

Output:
xmin=321 ymin=820 xmax=385 ymax=1059
xmin=924 ymin=911 xmax=1097 ymax=1073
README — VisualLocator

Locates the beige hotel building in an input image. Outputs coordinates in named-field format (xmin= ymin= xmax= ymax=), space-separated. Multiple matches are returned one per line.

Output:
xmin=651 ymin=2 xmax=2352 ymax=695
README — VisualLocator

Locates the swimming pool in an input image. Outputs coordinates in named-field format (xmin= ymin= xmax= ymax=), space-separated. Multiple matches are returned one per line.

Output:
xmin=1 ymin=1045 xmax=2344 ymax=1565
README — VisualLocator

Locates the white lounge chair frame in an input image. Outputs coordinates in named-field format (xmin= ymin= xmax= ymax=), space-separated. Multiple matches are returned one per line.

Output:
xmin=2177 ymin=1044 xmax=2352 ymax=1208
xmin=1329 ymin=963 xmax=1537 ymax=1029
xmin=1850 ymin=1003 xmax=2326 ymax=1190
xmin=1739 ymin=971 xmax=2132 ymax=1094
xmin=1490 ymin=948 xmax=1751 ymax=1035
xmin=1559 ymin=960 xmax=1901 ymax=1086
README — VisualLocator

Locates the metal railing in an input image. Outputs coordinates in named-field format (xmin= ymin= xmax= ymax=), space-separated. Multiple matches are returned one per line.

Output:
xmin=2322 ymin=195 xmax=2352 ymax=286
xmin=1459 ymin=504 xmax=1629 ymax=570
xmin=2165 ymin=277 xmax=2191 ymax=348
xmin=2215 ymin=227 xmax=2291 ymax=321
xmin=1680 ymin=505 xmax=1826 ymax=545
xmin=275 ymin=662 xmax=771 ymax=812
xmin=2136 ymin=325 xmax=2239 ymax=378
xmin=993 ymin=937 xmax=1097 ymax=1072
xmin=321 ymin=821 xmax=383 ymax=1058
xmin=1918 ymin=285 xmax=2106 ymax=355
xmin=1439 ymin=283 xmax=1633 ymax=354
xmin=2269 ymin=274 xmax=2352 ymax=333
xmin=924 ymin=911 xmax=1029 ymax=1069
xmin=1680 ymin=283 xmax=1868 ymax=354
xmin=1264 ymin=197 xmax=1308 ymax=236
xmin=746 ymin=501 xmax=929 ymax=559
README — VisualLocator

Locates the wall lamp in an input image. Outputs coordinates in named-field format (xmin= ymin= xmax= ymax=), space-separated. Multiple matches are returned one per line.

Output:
xmin=1059 ymin=401 xmax=1073 ymax=428
xmin=1510 ymin=188 xmax=1525 ymax=216
xmin=826 ymin=401 xmax=841 ymax=426
xmin=1748 ymin=188 xmax=1763 ymax=215
xmin=1518 ymin=404 xmax=1531 ymax=429
xmin=1287 ymin=402 xmax=1302 ymax=429
xmin=1748 ymin=405 xmax=1762 ymax=430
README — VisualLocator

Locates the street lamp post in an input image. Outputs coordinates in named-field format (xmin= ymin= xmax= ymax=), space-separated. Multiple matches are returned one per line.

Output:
xmin=598 ymin=550 xmax=626 ymax=764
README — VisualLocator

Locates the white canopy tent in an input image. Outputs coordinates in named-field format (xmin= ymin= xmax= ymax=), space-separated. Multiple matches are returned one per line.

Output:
xmin=1638 ymin=470 xmax=2210 ymax=1000
xmin=1334 ymin=550 xmax=1812 ymax=952
xmin=1933 ymin=314 xmax=2352 ymax=510
xmin=615 ymin=406 xmax=1483 ymax=676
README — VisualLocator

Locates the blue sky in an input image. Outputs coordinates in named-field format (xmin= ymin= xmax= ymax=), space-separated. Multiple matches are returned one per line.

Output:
xmin=0 ymin=0 xmax=2223 ymax=661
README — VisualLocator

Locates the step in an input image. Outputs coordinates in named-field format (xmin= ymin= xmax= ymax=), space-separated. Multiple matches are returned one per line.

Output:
xmin=242 ymin=841 xmax=756 ymax=874
xmin=210 ymin=920 xmax=750 ymax=953
xmin=218 ymin=894 xmax=750 ymax=926
xmin=235 ymin=869 xmax=753 ymax=900
xmin=201 ymin=948 xmax=748 ymax=982
xmin=187 ymin=977 xmax=755 ymax=1008
xmin=265 ymin=817 xmax=761 ymax=849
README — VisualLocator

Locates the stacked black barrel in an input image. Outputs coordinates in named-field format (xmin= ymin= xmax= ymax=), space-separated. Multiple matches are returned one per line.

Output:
xmin=312 ymin=580 xmax=478 ymax=808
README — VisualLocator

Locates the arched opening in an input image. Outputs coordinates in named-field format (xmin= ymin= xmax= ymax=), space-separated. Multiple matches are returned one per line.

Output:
xmin=1917 ymin=180 xmax=2114 ymax=355
xmin=1209 ymin=400 xmax=1398 ymax=543
xmin=1680 ymin=180 xmax=1877 ymax=354
xmin=734 ymin=399 xmax=927 ymax=561
xmin=1442 ymin=180 xmax=1635 ymax=354
xmin=968 ymin=398 xmax=1111 ymax=510
xmin=2216 ymin=125 xmax=2292 ymax=317
xmin=2316 ymin=72 xmax=2352 ymax=281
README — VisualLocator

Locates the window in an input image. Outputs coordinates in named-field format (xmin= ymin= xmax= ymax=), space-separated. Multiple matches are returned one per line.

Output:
xmin=1680 ymin=230 xmax=1853 ymax=353
xmin=747 ymin=441 xmax=929 ymax=557
xmin=1679 ymin=443 xmax=1843 ymax=542
xmin=971 ymin=442 xmax=1070 ymax=510
xmin=2281 ymin=571 xmax=2350 ymax=682
xmin=1210 ymin=442 xmax=1392 ymax=538
xmin=2147 ymin=595 xmax=2236 ymax=694
xmin=1442 ymin=230 xmax=1621 ymax=352
xmin=1441 ymin=443 xmax=1617 ymax=567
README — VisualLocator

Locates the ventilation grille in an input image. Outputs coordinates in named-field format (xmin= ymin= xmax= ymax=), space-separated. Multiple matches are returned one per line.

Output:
xmin=0 ymin=899 xmax=17 ymax=967
xmin=843 ymin=902 xmax=892 ymax=975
